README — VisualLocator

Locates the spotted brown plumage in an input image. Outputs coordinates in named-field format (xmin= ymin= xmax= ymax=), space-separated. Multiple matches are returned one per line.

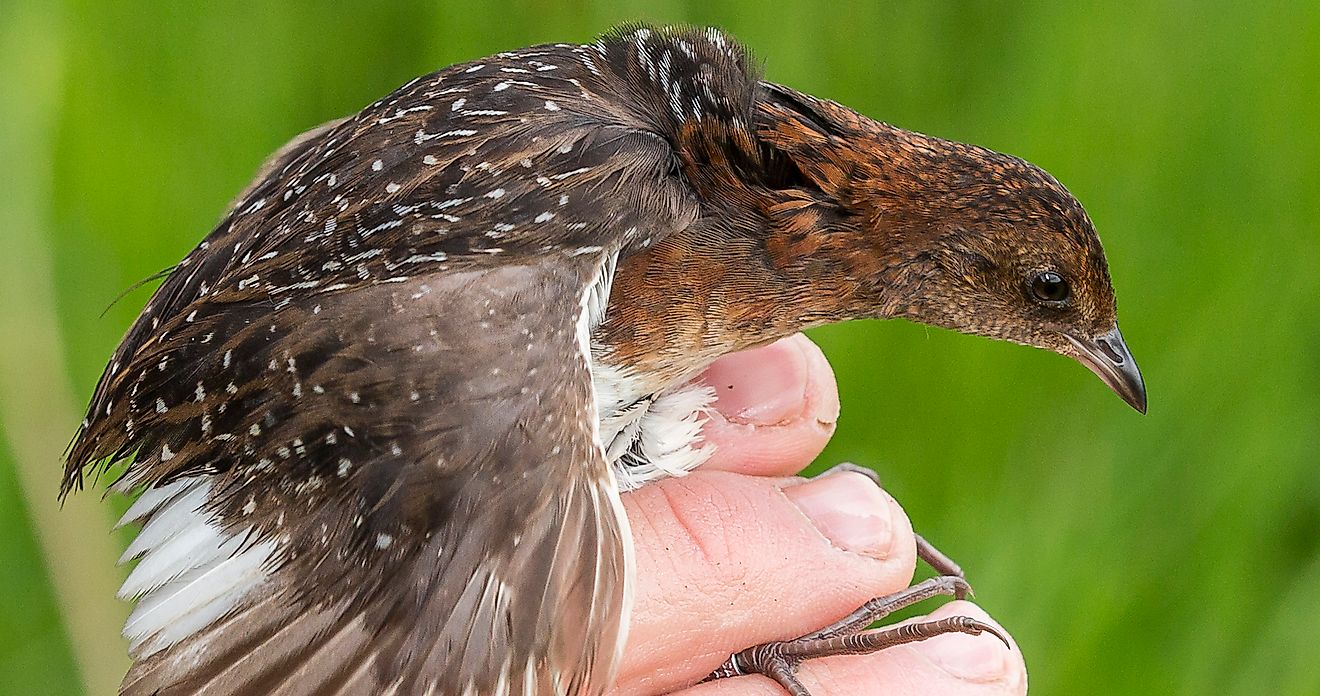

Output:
xmin=65 ymin=24 xmax=1144 ymax=696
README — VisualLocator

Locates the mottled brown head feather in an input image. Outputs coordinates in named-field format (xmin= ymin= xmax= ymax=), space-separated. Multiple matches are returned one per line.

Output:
xmin=747 ymin=83 xmax=1118 ymax=353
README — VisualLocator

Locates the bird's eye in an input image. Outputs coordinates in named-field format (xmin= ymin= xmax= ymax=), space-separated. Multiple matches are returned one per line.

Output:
xmin=1029 ymin=271 xmax=1070 ymax=304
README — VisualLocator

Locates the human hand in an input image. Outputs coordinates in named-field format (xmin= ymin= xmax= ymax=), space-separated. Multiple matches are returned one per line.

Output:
xmin=611 ymin=334 xmax=1028 ymax=695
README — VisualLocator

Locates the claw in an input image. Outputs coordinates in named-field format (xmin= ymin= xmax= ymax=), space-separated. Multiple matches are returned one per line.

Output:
xmin=812 ymin=461 xmax=880 ymax=485
xmin=966 ymin=618 xmax=1012 ymax=650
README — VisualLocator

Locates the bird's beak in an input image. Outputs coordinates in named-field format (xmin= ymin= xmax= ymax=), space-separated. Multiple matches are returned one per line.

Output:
xmin=1063 ymin=326 xmax=1147 ymax=414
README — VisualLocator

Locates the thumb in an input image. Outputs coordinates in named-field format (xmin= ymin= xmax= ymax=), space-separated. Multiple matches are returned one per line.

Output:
xmin=613 ymin=469 xmax=918 ymax=695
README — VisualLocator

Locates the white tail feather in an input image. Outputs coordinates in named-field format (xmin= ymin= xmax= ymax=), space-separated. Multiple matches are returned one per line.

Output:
xmin=119 ymin=480 xmax=211 ymax=562
xmin=118 ymin=477 xmax=275 ymax=657
xmin=117 ymin=478 xmax=191 ymax=528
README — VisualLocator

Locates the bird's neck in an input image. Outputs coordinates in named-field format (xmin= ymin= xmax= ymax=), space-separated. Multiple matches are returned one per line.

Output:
xmin=598 ymin=109 xmax=965 ymax=389
xmin=597 ymin=206 xmax=924 ymax=389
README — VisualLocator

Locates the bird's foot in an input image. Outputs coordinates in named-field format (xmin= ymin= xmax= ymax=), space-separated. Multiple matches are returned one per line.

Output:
xmin=704 ymin=576 xmax=1006 ymax=695
xmin=703 ymin=464 xmax=989 ymax=693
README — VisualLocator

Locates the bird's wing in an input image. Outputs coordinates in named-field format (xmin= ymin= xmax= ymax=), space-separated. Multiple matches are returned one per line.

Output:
xmin=116 ymin=260 xmax=631 ymax=696
xmin=64 ymin=41 xmax=711 ymax=696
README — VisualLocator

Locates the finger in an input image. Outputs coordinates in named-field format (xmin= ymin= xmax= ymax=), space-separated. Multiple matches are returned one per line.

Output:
xmin=673 ymin=601 xmax=1026 ymax=696
xmin=698 ymin=333 xmax=840 ymax=478
xmin=612 ymin=469 xmax=916 ymax=695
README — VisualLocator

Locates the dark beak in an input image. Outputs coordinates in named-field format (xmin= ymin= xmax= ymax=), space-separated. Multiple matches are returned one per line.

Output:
xmin=1064 ymin=326 xmax=1147 ymax=414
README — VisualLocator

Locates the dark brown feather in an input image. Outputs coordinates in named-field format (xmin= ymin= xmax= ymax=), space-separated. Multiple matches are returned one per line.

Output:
xmin=69 ymin=27 xmax=751 ymax=696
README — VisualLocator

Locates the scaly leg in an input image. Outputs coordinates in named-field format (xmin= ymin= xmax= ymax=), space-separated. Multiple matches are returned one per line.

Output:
xmin=710 ymin=612 xmax=1008 ymax=694
xmin=705 ymin=575 xmax=987 ymax=682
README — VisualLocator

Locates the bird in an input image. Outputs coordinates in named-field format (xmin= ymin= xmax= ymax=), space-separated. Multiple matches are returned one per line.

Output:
xmin=63 ymin=23 xmax=1145 ymax=696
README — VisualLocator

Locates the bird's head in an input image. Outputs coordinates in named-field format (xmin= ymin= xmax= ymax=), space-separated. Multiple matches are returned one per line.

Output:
xmin=754 ymin=84 xmax=1146 ymax=413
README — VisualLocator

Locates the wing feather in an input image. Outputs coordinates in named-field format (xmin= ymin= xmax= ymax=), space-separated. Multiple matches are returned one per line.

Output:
xmin=120 ymin=263 xmax=631 ymax=695
xmin=63 ymin=28 xmax=762 ymax=696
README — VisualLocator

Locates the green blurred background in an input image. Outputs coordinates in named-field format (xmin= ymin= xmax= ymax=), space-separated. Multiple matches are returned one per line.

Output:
xmin=2 ymin=1 xmax=1317 ymax=694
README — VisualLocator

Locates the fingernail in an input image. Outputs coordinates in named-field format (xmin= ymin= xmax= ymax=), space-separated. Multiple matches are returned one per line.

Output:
xmin=784 ymin=471 xmax=895 ymax=558
xmin=915 ymin=617 xmax=1013 ymax=683
xmin=699 ymin=336 xmax=808 ymax=426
